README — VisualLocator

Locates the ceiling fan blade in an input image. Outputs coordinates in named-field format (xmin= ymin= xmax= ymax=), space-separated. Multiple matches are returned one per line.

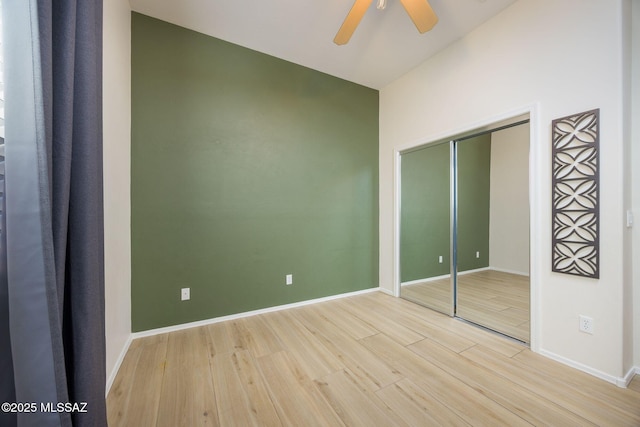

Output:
xmin=334 ymin=0 xmax=374 ymax=45
xmin=399 ymin=0 xmax=438 ymax=33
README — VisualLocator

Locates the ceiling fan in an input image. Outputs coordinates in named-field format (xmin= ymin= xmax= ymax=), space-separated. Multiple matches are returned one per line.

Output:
xmin=334 ymin=0 xmax=438 ymax=45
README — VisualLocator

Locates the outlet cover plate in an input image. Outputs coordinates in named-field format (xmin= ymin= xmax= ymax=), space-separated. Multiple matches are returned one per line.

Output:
xmin=579 ymin=315 xmax=593 ymax=334
xmin=181 ymin=288 xmax=190 ymax=301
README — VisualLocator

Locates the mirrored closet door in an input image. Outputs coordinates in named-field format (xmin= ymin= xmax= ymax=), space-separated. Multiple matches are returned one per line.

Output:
xmin=400 ymin=142 xmax=453 ymax=316
xmin=400 ymin=118 xmax=530 ymax=343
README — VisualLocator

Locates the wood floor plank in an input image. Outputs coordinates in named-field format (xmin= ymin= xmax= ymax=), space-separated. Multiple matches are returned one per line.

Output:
xmin=311 ymin=300 xmax=379 ymax=340
xmin=462 ymin=345 xmax=640 ymax=426
xmin=292 ymin=305 xmax=404 ymax=391
xmin=226 ymin=319 xmax=251 ymax=353
xmin=165 ymin=327 xmax=210 ymax=369
xmin=206 ymin=322 xmax=237 ymax=357
xmin=512 ymin=349 xmax=640 ymax=417
xmin=231 ymin=350 xmax=283 ymax=425
xmin=375 ymin=378 xmax=472 ymax=427
xmin=108 ymin=339 xmax=167 ymax=427
xmin=127 ymin=332 xmax=169 ymax=350
xmin=315 ymin=369 xmax=408 ymax=427
xmin=333 ymin=297 xmax=424 ymax=346
xmin=409 ymin=339 xmax=597 ymax=426
xmin=211 ymin=350 xmax=281 ymax=426
xmin=159 ymin=327 xmax=219 ymax=426
xmin=106 ymin=344 xmax=142 ymax=426
xmin=211 ymin=352 xmax=257 ymax=427
xmin=360 ymin=333 xmax=532 ymax=426
xmin=256 ymin=351 xmax=345 ymax=427
xmin=157 ymin=363 xmax=219 ymax=427
xmin=240 ymin=315 xmax=284 ymax=358
xmin=259 ymin=310 xmax=343 ymax=380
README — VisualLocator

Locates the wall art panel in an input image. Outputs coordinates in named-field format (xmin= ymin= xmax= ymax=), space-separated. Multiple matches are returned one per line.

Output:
xmin=551 ymin=109 xmax=599 ymax=279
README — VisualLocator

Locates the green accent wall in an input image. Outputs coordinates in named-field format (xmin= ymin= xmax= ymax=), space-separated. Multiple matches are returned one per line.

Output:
xmin=457 ymin=134 xmax=491 ymax=271
xmin=131 ymin=13 xmax=379 ymax=331
xmin=400 ymin=143 xmax=451 ymax=282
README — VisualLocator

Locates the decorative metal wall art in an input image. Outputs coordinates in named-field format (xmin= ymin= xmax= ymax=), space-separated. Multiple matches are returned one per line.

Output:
xmin=551 ymin=109 xmax=599 ymax=279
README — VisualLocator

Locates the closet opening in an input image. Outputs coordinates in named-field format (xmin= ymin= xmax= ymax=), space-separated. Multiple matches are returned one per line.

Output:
xmin=398 ymin=114 xmax=531 ymax=343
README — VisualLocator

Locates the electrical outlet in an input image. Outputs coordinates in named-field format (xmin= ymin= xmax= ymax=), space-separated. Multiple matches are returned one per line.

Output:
xmin=438 ymin=256 xmax=443 ymax=264
xmin=286 ymin=274 xmax=293 ymax=285
xmin=579 ymin=315 xmax=593 ymax=334
xmin=476 ymin=251 xmax=480 ymax=258
xmin=181 ymin=288 xmax=190 ymax=301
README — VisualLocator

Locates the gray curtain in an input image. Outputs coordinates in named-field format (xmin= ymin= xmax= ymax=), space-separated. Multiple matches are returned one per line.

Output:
xmin=1 ymin=0 xmax=106 ymax=426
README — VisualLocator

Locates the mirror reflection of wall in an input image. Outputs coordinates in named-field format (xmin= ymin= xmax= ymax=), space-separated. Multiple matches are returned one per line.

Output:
xmin=400 ymin=142 xmax=452 ymax=314
xmin=456 ymin=123 xmax=530 ymax=343
xmin=457 ymin=134 xmax=491 ymax=273
xmin=488 ymin=124 xmax=530 ymax=276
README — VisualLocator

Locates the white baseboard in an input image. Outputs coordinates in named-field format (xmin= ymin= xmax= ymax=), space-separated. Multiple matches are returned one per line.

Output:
xmin=459 ymin=267 xmax=491 ymax=276
xmin=401 ymin=267 xmax=492 ymax=287
xmin=489 ymin=266 xmax=530 ymax=277
xmin=378 ymin=286 xmax=395 ymax=296
xmin=131 ymin=287 xmax=381 ymax=340
xmin=620 ymin=365 xmax=640 ymax=388
xmin=538 ymin=349 xmax=636 ymax=388
xmin=401 ymin=273 xmax=451 ymax=287
xmin=105 ymin=334 xmax=133 ymax=397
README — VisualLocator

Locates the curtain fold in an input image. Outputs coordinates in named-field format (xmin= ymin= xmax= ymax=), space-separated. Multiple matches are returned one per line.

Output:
xmin=2 ymin=0 xmax=106 ymax=426
xmin=0 ymin=5 xmax=16 ymax=427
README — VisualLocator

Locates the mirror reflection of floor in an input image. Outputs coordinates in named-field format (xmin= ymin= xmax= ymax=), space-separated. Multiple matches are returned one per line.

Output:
xmin=402 ymin=277 xmax=452 ymax=315
xmin=401 ymin=270 xmax=530 ymax=343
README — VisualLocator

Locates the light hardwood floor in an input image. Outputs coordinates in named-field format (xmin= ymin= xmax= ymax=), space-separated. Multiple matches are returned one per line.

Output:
xmin=402 ymin=270 xmax=530 ymax=342
xmin=107 ymin=292 xmax=640 ymax=426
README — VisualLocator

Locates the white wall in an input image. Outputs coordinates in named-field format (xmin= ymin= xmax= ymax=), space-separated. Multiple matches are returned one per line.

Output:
xmin=380 ymin=0 xmax=632 ymax=380
xmin=489 ymin=124 xmax=530 ymax=276
xmin=632 ymin=1 xmax=640 ymax=368
xmin=622 ymin=0 xmax=634 ymax=378
xmin=103 ymin=0 xmax=132 ymax=391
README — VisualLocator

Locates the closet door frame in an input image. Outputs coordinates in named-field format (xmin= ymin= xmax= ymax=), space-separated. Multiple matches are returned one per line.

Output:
xmin=393 ymin=107 xmax=538 ymax=351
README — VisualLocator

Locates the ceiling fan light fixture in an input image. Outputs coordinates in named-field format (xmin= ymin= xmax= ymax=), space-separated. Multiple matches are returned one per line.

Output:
xmin=334 ymin=0 xmax=437 ymax=45
xmin=333 ymin=0 xmax=374 ymax=45
xmin=399 ymin=0 xmax=438 ymax=33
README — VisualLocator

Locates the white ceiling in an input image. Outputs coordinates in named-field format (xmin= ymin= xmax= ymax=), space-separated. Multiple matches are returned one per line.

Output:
xmin=129 ymin=0 xmax=518 ymax=89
